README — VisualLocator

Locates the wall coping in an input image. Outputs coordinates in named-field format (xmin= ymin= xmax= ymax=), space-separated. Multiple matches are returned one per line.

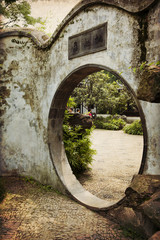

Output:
xmin=0 ymin=0 xmax=157 ymax=49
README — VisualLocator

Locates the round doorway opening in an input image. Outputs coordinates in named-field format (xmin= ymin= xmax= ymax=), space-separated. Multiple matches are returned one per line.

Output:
xmin=48 ymin=64 xmax=146 ymax=210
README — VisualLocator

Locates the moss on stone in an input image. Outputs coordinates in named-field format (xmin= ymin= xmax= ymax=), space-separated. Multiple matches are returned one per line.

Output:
xmin=137 ymin=65 xmax=160 ymax=102
xmin=0 ymin=86 xmax=10 ymax=109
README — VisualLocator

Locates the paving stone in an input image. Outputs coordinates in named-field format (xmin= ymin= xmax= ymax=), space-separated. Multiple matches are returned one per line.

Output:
xmin=0 ymin=176 xmax=132 ymax=240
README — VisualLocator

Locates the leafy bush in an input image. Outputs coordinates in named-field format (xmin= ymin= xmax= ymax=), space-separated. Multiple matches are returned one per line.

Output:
xmin=94 ymin=115 xmax=126 ymax=130
xmin=93 ymin=118 xmax=104 ymax=129
xmin=63 ymin=112 xmax=96 ymax=174
xmin=103 ymin=122 xmax=119 ymax=130
xmin=123 ymin=120 xmax=143 ymax=135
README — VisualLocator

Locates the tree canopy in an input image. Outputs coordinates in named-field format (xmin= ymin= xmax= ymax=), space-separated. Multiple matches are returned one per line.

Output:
xmin=0 ymin=0 xmax=44 ymax=29
xmin=72 ymin=70 xmax=137 ymax=114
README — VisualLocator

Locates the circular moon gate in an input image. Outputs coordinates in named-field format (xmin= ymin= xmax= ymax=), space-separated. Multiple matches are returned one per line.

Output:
xmin=48 ymin=64 xmax=146 ymax=210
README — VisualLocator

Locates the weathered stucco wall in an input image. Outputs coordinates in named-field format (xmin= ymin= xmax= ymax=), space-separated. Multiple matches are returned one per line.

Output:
xmin=0 ymin=34 xmax=65 ymax=191
xmin=139 ymin=0 xmax=160 ymax=174
xmin=146 ymin=0 xmax=160 ymax=62
xmin=0 ymin=0 xmax=160 ymax=209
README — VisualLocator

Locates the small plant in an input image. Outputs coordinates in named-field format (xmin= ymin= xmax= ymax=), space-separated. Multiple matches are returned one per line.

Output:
xmin=120 ymin=226 xmax=147 ymax=239
xmin=23 ymin=176 xmax=60 ymax=193
xmin=139 ymin=61 xmax=147 ymax=71
xmin=156 ymin=60 xmax=160 ymax=66
xmin=24 ymin=176 xmax=35 ymax=184
xmin=130 ymin=60 xmax=160 ymax=75
xmin=63 ymin=111 xmax=96 ymax=174
xmin=93 ymin=115 xmax=126 ymax=130
xmin=123 ymin=120 xmax=143 ymax=135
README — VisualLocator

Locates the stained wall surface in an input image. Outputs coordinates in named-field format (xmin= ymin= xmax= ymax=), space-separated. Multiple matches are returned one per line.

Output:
xmin=0 ymin=0 xmax=160 ymax=208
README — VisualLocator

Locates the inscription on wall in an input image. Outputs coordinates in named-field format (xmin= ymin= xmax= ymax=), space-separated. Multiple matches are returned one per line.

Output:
xmin=68 ymin=23 xmax=107 ymax=59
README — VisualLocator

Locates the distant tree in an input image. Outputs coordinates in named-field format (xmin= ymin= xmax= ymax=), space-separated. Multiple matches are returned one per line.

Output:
xmin=72 ymin=70 xmax=137 ymax=114
xmin=0 ymin=0 xmax=44 ymax=29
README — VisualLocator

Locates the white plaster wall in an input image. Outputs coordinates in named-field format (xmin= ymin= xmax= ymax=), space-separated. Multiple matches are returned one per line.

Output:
xmin=0 ymin=37 xmax=64 ymax=190
xmin=146 ymin=0 xmax=160 ymax=63
xmin=48 ymin=5 xmax=160 ymax=175
xmin=140 ymin=101 xmax=160 ymax=174
xmin=49 ymin=6 xmax=140 ymax=100
xmin=1 ymin=3 xmax=159 ymax=192
xmin=0 ymin=6 xmax=141 ymax=182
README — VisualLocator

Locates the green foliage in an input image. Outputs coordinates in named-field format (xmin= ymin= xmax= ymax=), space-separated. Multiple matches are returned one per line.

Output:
xmin=24 ymin=176 xmax=35 ymax=184
xmin=23 ymin=176 xmax=59 ymax=193
xmin=0 ymin=177 xmax=6 ymax=203
xmin=120 ymin=226 xmax=146 ymax=239
xmin=94 ymin=115 xmax=126 ymax=130
xmin=63 ymin=111 xmax=96 ymax=174
xmin=123 ymin=120 xmax=143 ymax=135
xmin=139 ymin=61 xmax=147 ymax=71
xmin=67 ymin=97 xmax=76 ymax=108
xmin=133 ymin=67 xmax=137 ymax=73
xmin=131 ymin=60 xmax=160 ymax=74
xmin=0 ymin=0 xmax=44 ymax=28
xmin=72 ymin=70 xmax=136 ymax=114
xmin=156 ymin=60 xmax=160 ymax=66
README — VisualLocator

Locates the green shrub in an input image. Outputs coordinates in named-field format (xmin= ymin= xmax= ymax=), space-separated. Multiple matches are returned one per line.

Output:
xmin=120 ymin=226 xmax=146 ymax=239
xmin=123 ymin=120 xmax=143 ymax=135
xmin=103 ymin=122 xmax=119 ymax=130
xmin=93 ymin=119 xmax=104 ymax=129
xmin=94 ymin=115 xmax=126 ymax=130
xmin=63 ymin=112 xmax=96 ymax=174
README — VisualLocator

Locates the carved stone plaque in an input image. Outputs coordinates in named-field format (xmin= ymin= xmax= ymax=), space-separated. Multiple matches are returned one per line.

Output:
xmin=68 ymin=22 xmax=107 ymax=60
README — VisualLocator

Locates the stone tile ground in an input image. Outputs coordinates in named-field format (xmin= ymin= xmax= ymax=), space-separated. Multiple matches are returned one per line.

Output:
xmin=0 ymin=177 xmax=131 ymax=240
xmin=0 ymin=130 xmax=143 ymax=239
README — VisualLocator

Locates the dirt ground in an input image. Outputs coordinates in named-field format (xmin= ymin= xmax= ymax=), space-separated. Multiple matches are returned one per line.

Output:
xmin=0 ymin=129 xmax=143 ymax=240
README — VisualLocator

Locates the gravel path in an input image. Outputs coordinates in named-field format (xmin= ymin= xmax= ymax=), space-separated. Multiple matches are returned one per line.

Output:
xmin=78 ymin=129 xmax=143 ymax=202
xmin=0 ymin=130 xmax=143 ymax=240
xmin=0 ymin=177 xmax=128 ymax=240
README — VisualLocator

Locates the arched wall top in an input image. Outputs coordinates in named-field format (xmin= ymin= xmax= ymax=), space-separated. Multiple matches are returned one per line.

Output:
xmin=0 ymin=28 xmax=49 ymax=46
xmin=73 ymin=0 xmax=157 ymax=13
xmin=0 ymin=0 xmax=158 ymax=49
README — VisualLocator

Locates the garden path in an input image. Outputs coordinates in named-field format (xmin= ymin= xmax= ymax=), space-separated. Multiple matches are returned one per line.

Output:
xmin=0 ymin=130 xmax=143 ymax=239
xmin=79 ymin=129 xmax=143 ymax=202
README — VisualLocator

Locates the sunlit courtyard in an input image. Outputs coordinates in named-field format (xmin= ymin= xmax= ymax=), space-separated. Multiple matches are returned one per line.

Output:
xmin=79 ymin=129 xmax=143 ymax=202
